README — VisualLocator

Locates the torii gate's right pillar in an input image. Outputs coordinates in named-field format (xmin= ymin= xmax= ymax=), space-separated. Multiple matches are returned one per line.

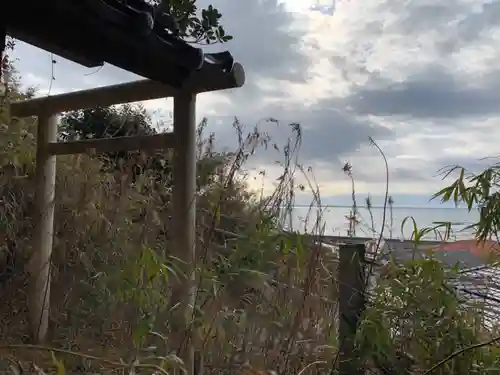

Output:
xmin=171 ymin=91 xmax=197 ymax=375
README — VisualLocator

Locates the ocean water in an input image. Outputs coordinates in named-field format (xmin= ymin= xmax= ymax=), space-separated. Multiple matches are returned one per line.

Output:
xmin=287 ymin=205 xmax=480 ymax=240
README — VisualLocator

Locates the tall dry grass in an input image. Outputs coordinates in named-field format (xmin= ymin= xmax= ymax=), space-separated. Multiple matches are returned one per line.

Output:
xmin=0 ymin=73 xmax=342 ymax=374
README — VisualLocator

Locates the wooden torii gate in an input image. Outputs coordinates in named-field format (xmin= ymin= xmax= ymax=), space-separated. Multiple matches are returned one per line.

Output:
xmin=9 ymin=64 xmax=245 ymax=370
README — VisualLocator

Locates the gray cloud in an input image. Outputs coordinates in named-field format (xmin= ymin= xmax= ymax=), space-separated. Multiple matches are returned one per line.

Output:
xmin=336 ymin=0 xmax=500 ymax=121
xmin=364 ymin=155 xmax=500 ymax=190
xmin=375 ymin=0 xmax=500 ymax=50
xmin=354 ymin=165 xmax=432 ymax=184
xmin=346 ymin=65 xmax=500 ymax=119
xmin=204 ymin=99 xmax=393 ymax=167
xmin=198 ymin=0 xmax=312 ymax=113
xmin=352 ymin=152 xmax=500 ymax=186
xmin=393 ymin=167 xmax=436 ymax=182
xmin=381 ymin=2 xmax=470 ymax=36
xmin=201 ymin=0 xmax=309 ymax=83
xmin=433 ymin=1 xmax=500 ymax=54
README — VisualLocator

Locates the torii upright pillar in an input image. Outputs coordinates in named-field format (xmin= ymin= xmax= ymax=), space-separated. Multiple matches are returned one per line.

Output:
xmin=9 ymin=65 xmax=245 ymax=375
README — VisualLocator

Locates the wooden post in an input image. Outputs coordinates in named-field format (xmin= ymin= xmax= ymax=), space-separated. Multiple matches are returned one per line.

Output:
xmin=29 ymin=111 xmax=57 ymax=343
xmin=171 ymin=92 xmax=197 ymax=375
xmin=338 ymin=243 xmax=366 ymax=375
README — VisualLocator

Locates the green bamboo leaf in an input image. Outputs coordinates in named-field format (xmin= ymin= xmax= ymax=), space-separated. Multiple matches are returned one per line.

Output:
xmin=51 ymin=351 xmax=66 ymax=375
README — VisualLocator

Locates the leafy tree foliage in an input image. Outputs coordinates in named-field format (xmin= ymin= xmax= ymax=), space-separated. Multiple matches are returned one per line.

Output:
xmin=432 ymin=163 xmax=500 ymax=241
xmin=59 ymin=104 xmax=166 ymax=182
xmin=59 ymin=104 xmax=155 ymax=140
xmin=153 ymin=0 xmax=233 ymax=44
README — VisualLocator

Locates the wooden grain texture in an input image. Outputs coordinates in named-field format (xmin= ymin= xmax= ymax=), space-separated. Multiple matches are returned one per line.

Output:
xmin=29 ymin=112 xmax=57 ymax=343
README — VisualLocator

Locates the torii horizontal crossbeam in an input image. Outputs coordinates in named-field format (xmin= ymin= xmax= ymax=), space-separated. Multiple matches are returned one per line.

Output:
xmin=47 ymin=133 xmax=176 ymax=155
xmin=10 ymin=62 xmax=245 ymax=117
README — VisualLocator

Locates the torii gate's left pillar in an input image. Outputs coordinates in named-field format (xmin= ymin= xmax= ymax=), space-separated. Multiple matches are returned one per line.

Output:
xmin=29 ymin=110 xmax=57 ymax=342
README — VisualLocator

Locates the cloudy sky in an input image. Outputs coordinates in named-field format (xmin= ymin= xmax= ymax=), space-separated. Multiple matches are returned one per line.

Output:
xmin=9 ymin=0 xmax=496 ymax=235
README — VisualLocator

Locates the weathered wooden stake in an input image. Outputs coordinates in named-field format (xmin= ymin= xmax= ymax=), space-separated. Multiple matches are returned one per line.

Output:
xmin=29 ymin=112 xmax=57 ymax=343
xmin=171 ymin=92 xmax=197 ymax=375
xmin=338 ymin=243 xmax=366 ymax=375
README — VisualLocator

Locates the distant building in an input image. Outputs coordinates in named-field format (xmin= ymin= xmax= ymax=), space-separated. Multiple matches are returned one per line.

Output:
xmin=318 ymin=236 xmax=500 ymax=328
